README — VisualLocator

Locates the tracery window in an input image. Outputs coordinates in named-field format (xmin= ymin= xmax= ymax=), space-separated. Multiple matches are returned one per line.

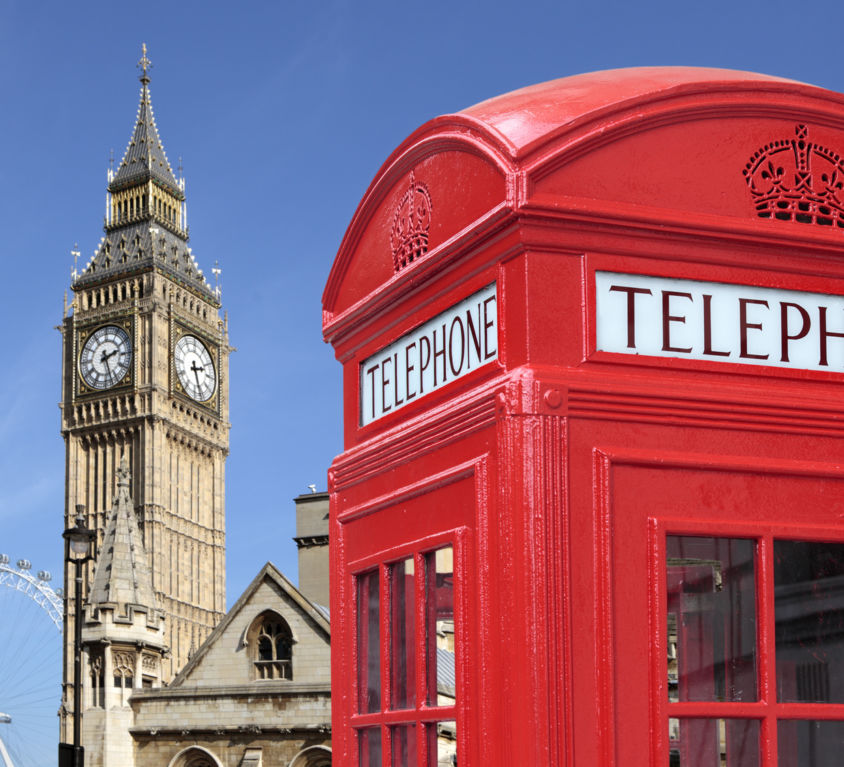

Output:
xmin=89 ymin=654 xmax=104 ymax=708
xmin=251 ymin=612 xmax=293 ymax=680
xmin=112 ymin=650 xmax=134 ymax=706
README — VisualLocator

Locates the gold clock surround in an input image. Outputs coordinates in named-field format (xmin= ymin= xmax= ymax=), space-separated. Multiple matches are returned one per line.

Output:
xmin=171 ymin=323 xmax=221 ymax=412
xmin=75 ymin=317 xmax=135 ymax=396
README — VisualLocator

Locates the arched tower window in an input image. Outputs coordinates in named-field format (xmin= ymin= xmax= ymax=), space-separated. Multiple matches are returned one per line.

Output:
xmin=112 ymin=650 xmax=134 ymax=706
xmin=89 ymin=653 xmax=104 ymax=708
xmin=249 ymin=611 xmax=293 ymax=680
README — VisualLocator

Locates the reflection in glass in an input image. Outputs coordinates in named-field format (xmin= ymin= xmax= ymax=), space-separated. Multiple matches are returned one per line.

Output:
xmin=359 ymin=726 xmax=382 ymax=767
xmin=668 ymin=718 xmax=758 ymax=767
xmin=666 ymin=537 xmax=756 ymax=702
xmin=774 ymin=540 xmax=844 ymax=703
xmin=426 ymin=547 xmax=455 ymax=706
xmin=391 ymin=723 xmax=417 ymax=767
xmin=357 ymin=569 xmax=381 ymax=713
xmin=426 ymin=720 xmax=457 ymax=767
xmin=391 ymin=558 xmax=415 ymax=709
xmin=778 ymin=720 xmax=844 ymax=767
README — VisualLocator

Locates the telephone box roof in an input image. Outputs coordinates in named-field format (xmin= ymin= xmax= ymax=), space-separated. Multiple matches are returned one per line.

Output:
xmin=456 ymin=67 xmax=807 ymax=158
xmin=324 ymin=67 xmax=844 ymax=327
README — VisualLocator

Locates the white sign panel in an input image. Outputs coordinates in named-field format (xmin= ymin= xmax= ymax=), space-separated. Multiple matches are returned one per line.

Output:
xmin=596 ymin=271 xmax=844 ymax=373
xmin=361 ymin=284 xmax=498 ymax=425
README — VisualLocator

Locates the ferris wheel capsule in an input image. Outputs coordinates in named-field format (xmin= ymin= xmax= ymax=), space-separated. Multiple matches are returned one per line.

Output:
xmin=0 ymin=555 xmax=8 ymax=565
xmin=16 ymin=559 xmax=31 ymax=571
xmin=37 ymin=571 xmax=51 ymax=582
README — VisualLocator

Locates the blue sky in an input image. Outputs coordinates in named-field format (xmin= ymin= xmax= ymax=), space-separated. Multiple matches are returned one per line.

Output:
xmin=2 ymin=0 xmax=844 ymax=605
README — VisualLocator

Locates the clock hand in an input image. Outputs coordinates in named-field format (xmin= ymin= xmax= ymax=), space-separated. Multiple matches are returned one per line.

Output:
xmin=102 ymin=354 xmax=114 ymax=384
xmin=191 ymin=360 xmax=202 ymax=389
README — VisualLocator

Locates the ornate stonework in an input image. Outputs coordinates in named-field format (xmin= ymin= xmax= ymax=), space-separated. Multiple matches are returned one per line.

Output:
xmin=61 ymin=48 xmax=230 ymax=747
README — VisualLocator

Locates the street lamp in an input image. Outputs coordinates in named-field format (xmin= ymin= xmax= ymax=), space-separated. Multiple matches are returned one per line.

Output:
xmin=60 ymin=505 xmax=96 ymax=767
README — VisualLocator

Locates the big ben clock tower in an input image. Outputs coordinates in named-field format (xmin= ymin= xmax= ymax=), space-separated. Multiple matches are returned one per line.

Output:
xmin=60 ymin=47 xmax=230 ymax=732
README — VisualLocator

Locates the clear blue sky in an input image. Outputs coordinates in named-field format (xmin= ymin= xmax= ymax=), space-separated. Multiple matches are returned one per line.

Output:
xmin=2 ymin=0 xmax=844 ymax=604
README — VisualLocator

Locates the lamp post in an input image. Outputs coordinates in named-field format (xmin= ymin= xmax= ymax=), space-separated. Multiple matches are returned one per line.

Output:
xmin=60 ymin=505 xmax=96 ymax=767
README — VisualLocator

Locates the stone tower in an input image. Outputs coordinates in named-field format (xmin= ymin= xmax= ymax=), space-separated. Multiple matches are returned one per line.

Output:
xmin=80 ymin=456 xmax=166 ymax=767
xmin=60 ymin=46 xmax=230 ymax=740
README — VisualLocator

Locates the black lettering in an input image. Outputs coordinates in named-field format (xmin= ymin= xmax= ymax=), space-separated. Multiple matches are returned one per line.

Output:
xmin=405 ymin=341 xmax=416 ymax=401
xmin=393 ymin=352 xmax=403 ymax=406
xmin=418 ymin=336 xmax=431 ymax=394
xmin=780 ymin=302 xmax=810 ymax=363
xmin=433 ymin=323 xmax=447 ymax=386
xmin=380 ymin=357 xmax=392 ymax=413
xmin=449 ymin=316 xmax=465 ymax=377
xmin=702 ymin=294 xmax=730 ymax=357
xmin=610 ymin=285 xmax=652 ymax=349
xmin=662 ymin=291 xmax=693 ymax=354
xmin=466 ymin=305 xmax=482 ymax=364
xmin=818 ymin=306 xmax=844 ymax=366
xmin=483 ymin=295 xmax=497 ymax=359
xmin=365 ymin=365 xmax=378 ymax=419
xmin=739 ymin=298 xmax=769 ymax=360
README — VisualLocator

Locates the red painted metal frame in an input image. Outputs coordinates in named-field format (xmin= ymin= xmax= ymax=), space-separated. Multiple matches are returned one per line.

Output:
xmin=324 ymin=68 xmax=844 ymax=766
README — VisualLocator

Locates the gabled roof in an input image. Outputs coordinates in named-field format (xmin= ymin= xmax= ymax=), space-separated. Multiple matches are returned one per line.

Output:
xmin=170 ymin=561 xmax=330 ymax=687
xmin=110 ymin=71 xmax=181 ymax=197
xmin=89 ymin=455 xmax=158 ymax=612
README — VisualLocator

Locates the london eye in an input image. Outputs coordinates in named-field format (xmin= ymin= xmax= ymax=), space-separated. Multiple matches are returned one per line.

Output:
xmin=0 ymin=555 xmax=62 ymax=767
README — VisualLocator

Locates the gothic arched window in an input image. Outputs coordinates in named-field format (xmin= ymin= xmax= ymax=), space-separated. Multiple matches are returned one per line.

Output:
xmin=249 ymin=611 xmax=293 ymax=680
xmin=112 ymin=650 xmax=134 ymax=706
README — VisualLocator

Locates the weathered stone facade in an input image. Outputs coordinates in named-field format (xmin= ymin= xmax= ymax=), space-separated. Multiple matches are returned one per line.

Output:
xmin=61 ymin=48 xmax=230 ymax=743
xmin=130 ymin=564 xmax=331 ymax=767
xmin=61 ymin=49 xmax=332 ymax=767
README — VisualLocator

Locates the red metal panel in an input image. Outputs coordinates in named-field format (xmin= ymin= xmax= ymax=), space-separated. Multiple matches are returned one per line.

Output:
xmin=325 ymin=68 xmax=844 ymax=766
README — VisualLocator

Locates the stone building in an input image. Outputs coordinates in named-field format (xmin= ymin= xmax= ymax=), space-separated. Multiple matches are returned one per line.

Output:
xmin=79 ymin=467 xmax=331 ymax=767
xmin=61 ymin=47 xmax=332 ymax=767
xmin=60 ymin=45 xmax=230 ymax=737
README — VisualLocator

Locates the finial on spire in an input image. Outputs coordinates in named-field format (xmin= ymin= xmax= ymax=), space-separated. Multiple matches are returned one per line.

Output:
xmin=71 ymin=244 xmax=80 ymax=282
xmin=138 ymin=43 xmax=152 ymax=84
xmin=212 ymin=261 xmax=222 ymax=300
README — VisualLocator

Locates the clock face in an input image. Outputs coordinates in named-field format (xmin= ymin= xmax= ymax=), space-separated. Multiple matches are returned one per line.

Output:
xmin=79 ymin=325 xmax=132 ymax=390
xmin=174 ymin=334 xmax=216 ymax=402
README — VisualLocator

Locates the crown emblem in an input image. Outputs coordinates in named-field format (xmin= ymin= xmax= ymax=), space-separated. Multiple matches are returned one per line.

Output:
xmin=743 ymin=124 xmax=844 ymax=229
xmin=390 ymin=172 xmax=432 ymax=271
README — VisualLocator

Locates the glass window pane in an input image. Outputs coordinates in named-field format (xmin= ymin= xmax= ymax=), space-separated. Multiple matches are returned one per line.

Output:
xmin=668 ymin=719 xmax=759 ymax=767
xmin=774 ymin=540 xmax=844 ymax=703
xmin=778 ymin=720 xmax=844 ymax=767
xmin=425 ymin=546 xmax=455 ymax=706
xmin=391 ymin=723 xmax=417 ymax=767
xmin=358 ymin=569 xmax=381 ymax=713
xmin=390 ymin=557 xmax=415 ymax=709
xmin=666 ymin=537 xmax=757 ymax=702
xmin=359 ymin=726 xmax=383 ymax=767
xmin=426 ymin=720 xmax=457 ymax=767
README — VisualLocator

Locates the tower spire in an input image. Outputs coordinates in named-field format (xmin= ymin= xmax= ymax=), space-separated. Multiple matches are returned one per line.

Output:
xmin=88 ymin=455 xmax=158 ymax=611
xmin=72 ymin=47 xmax=216 ymax=302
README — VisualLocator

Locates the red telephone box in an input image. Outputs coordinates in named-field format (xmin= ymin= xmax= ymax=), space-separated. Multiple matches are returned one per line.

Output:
xmin=322 ymin=68 xmax=844 ymax=767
